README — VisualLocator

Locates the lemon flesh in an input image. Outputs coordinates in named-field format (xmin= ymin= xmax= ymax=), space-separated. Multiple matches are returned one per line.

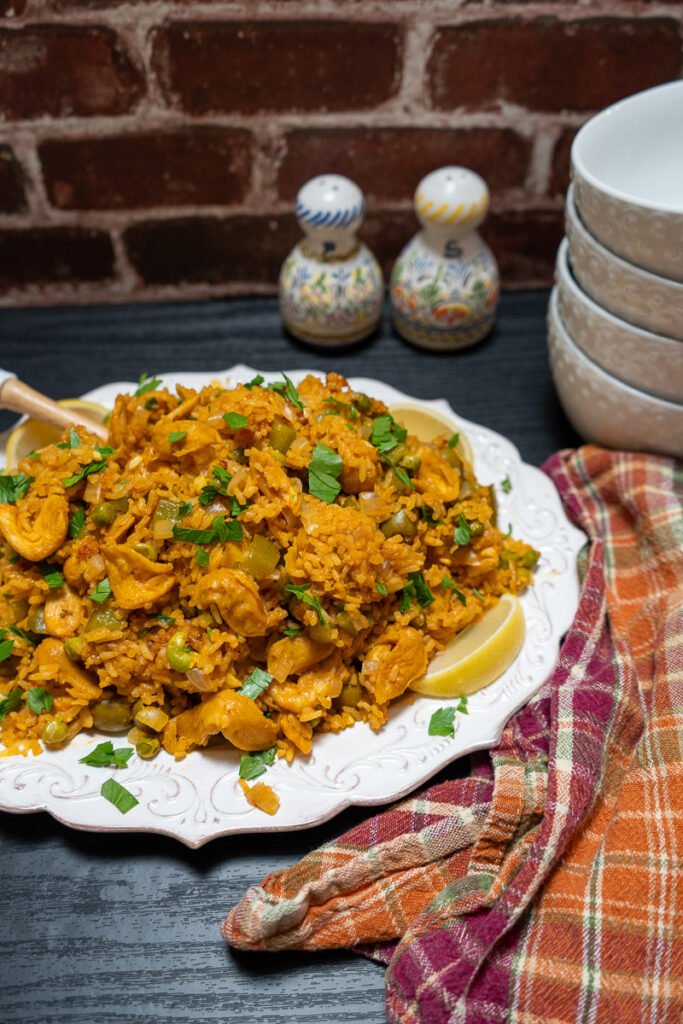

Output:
xmin=410 ymin=594 xmax=525 ymax=698
xmin=388 ymin=402 xmax=473 ymax=463
xmin=4 ymin=399 xmax=109 ymax=469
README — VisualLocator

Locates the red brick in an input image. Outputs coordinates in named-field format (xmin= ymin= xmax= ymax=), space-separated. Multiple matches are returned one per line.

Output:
xmin=0 ymin=228 xmax=115 ymax=290
xmin=40 ymin=129 xmax=252 ymax=211
xmin=480 ymin=209 xmax=564 ymax=285
xmin=0 ymin=26 xmax=144 ymax=121
xmin=549 ymin=128 xmax=577 ymax=198
xmin=0 ymin=0 xmax=27 ymax=14
xmin=152 ymin=21 xmax=402 ymax=115
xmin=428 ymin=19 xmax=682 ymax=113
xmin=0 ymin=146 xmax=27 ymax=214
xmin=278 ymin=128 xmax=529 ymax=203
xmin=124 ymin=215 xmax=300 ymax=286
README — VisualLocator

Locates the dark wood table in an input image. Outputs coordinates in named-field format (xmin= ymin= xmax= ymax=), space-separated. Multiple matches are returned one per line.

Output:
xmin=0 ymin=290 xmax=578 ymax=1024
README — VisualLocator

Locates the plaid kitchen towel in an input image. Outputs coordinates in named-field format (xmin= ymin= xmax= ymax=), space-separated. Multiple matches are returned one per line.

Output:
xmin=223 ymin=447 xmax=683 ymax=1024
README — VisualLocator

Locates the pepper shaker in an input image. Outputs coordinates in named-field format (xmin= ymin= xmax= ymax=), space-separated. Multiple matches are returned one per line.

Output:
xmin=390 ymin=167 xmax=500 ymax=350
xmin=279 ymin=174 xmax=384 ymax=346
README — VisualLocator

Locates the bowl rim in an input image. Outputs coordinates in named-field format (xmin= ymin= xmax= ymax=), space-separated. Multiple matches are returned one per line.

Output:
xmin=549 ymin=289 xmax=683 ymax=413
xmin=556 ymin=238 xmax=683 ymax=346
xmin=566 ymin=184 xmax=683 ymax=293
xmin=571 ymin=80 xmax=683 ymax=215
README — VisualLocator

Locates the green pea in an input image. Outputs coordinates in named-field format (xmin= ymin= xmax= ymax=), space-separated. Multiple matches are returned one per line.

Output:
xmin=91 ymin=698 xmax=132 ymax=734
xmin=91 ymin=498 xmax=129 ymax=526
xmin=167 ymin=632 xmax=195 ymax=673
xmin=41 ymin=717 xmax=68 ymax=746
xmin=231 ymin=448 xmax=248 ymax=465
xmin=399 ymin=453 xmax=421 ymax=474
xmin=64 ymin=636 xmax=85 ymax=662
xmin=469 ymin=519 xmax=485 ymax=538
xmin=268 ymin=421 xmax=297 ymax=455
xmin=380 ymin=510 xmax=417 ymax=540
xmin=337 ymin=681 xmax=364 ymax=708
xmin=136 ymin=737 xmax=161 ymax=760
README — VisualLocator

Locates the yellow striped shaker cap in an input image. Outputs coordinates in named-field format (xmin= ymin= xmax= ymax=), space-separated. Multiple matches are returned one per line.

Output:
xmin=414 ymin=167 xmax=489 ymax=232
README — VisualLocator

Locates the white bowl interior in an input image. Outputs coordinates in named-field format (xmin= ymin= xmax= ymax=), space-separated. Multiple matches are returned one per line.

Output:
xmin=572 ymin=80 xmax=683 ymax=211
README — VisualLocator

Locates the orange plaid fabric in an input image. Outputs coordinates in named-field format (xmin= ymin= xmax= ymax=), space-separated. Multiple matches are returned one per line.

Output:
xmin=224 ymin=448 xmax=683 ymax=1024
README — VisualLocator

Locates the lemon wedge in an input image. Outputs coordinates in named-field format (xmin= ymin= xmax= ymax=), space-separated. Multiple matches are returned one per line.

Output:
xmin=388 ymin=402 xmax=473 ymax=463
xmin=4 ymin=399 xmax=109 ymax=469
xmin=410 ymin=594 xmax=525 ymax=698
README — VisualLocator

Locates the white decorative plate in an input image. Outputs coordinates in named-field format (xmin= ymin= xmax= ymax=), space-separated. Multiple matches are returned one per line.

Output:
xmin=0 ymin=367 xmax=585 ymax=846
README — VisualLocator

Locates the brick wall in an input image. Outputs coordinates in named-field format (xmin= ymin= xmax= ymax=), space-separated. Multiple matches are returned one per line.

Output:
xmin=0 ymin=2 xmax=681 ymax=307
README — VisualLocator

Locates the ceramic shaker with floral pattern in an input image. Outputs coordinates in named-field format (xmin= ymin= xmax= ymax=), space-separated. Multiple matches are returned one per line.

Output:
xmin=279 ymin=175 xmax=384 ymax=346
xmin=390 ymin=167 xmax=500 ymax=350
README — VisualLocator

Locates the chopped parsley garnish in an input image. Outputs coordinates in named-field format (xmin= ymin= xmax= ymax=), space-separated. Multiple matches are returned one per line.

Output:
xmin=68 ymin=507 xmax=86 ymax=539
xmin=0 ymin=474 xmax=34 ymax=504
xmin=441 ymin=576 xmax=467 ymax=606
xmin=96 ymin=446 xmax=115 ymax=458
xmin=239 ymin=745 xmax=277 ymax=781
xmin=391 ymin=463 xmax=414 ymax=491
xmin=421 ymin=506 xmax=444 ymax=526
xmin=244 ymin=374 xmax=265 ymax=390
xmin=198 ymin=465 xmax=232 ymax=506
xmin=0 ymin=637 xmax=14 ymax=662
xmin=155 ymin=614 xmax=174 ymax=627
xmin=80 ymin=741 xmax=133 ymax=768
xmin=0 ymin=688 xmax=22 ymax=721
xmin=101 ymin=778 xmax=139 ymax=814
xmin=501 ymin=474 xmax=512 ymax=494
xmin=26 ymin=687 xmax=53 ymax=716
xmin=62 ymin=458 xmax=108 ymax=489
xmin=39 ymin=563 xmax=64 ymax=589
xmin=8 ymin=625 xmax=38 ymax=646
xmin=89 ymin=577 xmax=112 ymax=604
xmin=447 ymin=433 xmax=460 ymax=449
xmin=308 ymin=442 xmax=343 ymax=504
xmin=285 ymin=582 xmax=326 ymax=625
xmin=399 ymin=571 xmax=435 ymax=613
xmin=172 ymin=525 xmax=216 ymax=545
xmin=57 ymin=428 xmax=82 ymax=450
xmin=239 ymin=668 xmax=273 ymax=700
xmin=268 ymin=373 xmax=304 ymax=411
xmin=177 ymin=501 xmax=193 ymax=518
xmin=173 ymin=514 xmax=242 ymax=547
xmin=134 ymin=372 xmax=162 ymax=398
xmin=281 ymin=626 xmax=300 ymax=638
xmin=428 ymin=706 xmax=456 ymax=736
xmin=167 ymin=430 xmax=187 ymax=444
xmin=324 ymin=396 xmax=359 ymax=421
xmin=231 ymin=497 xmax=249 ymax=518
xmin=370 ymin=414 xmax=407 ymax=455
xmin=453 ymin=514 xmax=471 ymax=546
xmin=375 ymin=582 xmax=388 ymax=596
xmin=211 ymin=514 xmax=243 ymax=544
xmin=428 ymin=699 xmax=468 ymax=737
xmin=195 ymin=549 xmax=210 ymax=568
xmin=224 ymin=412 xmax=249 ymax=430
xmin=472 ymin=588 xmax=485 ymax=602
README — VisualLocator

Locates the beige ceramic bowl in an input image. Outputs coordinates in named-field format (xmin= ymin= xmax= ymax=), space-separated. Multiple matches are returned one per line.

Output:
xmin=555 ymin=239 xmax=683 ymax=404
xmin=565 ymin=186 xmax=683 ymax=342
xmin=547 ymin=290 xmax=683 ymax=458
xmin=572 ymin=80 xmax=683 ymax=282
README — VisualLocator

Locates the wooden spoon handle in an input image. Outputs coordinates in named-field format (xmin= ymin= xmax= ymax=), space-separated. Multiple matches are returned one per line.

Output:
xmin=0 ymin=373 xmax=109 ymax=442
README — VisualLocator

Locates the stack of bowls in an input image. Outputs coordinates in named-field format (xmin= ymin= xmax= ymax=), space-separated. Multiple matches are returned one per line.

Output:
xmin=548 ymin=80 xmax=683 ymax=458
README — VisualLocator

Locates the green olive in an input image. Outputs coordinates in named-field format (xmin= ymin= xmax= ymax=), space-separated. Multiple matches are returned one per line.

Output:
xmin=132 ymin=542 xmax=158 ymax=561
xmin=231 ymin=448 xmax=248 ymax=465
xmin=40 ymin=717 xmax=68 ymax=746
xmin=338 ymin=681 xmax=364 ymax=708
xmin=268 ymin=421 xmax=297 ymax=455
xmin=9 ymin=598 xmax=28 ymax=624
xmin=469 ymin=519 xmax=485 ymax=538
xmin=309 ymin=622 xmax=333 ymax=644
xmin=391 ymin=443 xmax=408 ymax=464
xmin=91 ymin=498 xmax=129 ymax=526
xmin=354 ymin=393 xmax=372 ymax=413
xmin=339 ymin=496 xmax=358 ymax=510
xmin=167 ymin=631 xmax=196 ymax=673
xmin=380 ymin=510 xmax=417 ymax=541
xmin=239 ymin=535 xmax=280 ymax=581
xmin=136 ymin=736 xmax=161 ymax=760
xmin=64 ymin=636 xmax=85 ymax=662
xmin=91 ymin=697 xmax=132 ymax=733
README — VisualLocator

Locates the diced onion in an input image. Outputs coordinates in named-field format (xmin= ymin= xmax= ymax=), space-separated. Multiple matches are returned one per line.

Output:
xmin=359 ymin=491 xmax=382 ymax=516
xmin=153 ymin=519 xmax=174 ymax=540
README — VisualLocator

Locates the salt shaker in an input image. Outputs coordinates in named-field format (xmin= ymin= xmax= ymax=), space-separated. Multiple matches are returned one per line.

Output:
xmin=279 ymin=174 xmax=384 ymax=346
xmin=390 ymin=167 xmax=500 ymax=350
